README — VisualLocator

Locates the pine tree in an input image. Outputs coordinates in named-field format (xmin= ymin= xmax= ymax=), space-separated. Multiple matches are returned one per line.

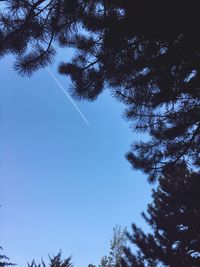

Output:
xmin=1 ymin=1 xmax=200 ymax=180
xmin=121 ymin=163 xmax=200 ymax=267
xmin=88 ymin=226 xmax=127 ymax=267
xmin=0 ymin=247 xmax=14 ymax=267
xmin=28 ymin=252 xmax=72 ymax=267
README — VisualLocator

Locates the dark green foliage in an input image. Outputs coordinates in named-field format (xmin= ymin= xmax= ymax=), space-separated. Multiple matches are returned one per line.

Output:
xmin=28 ymin=252 xmax=72 ymax=267
xmin=121 ymin=163 xmax=200 ymax=267
xmin=1 ymin=1 xmax=200 ymax=180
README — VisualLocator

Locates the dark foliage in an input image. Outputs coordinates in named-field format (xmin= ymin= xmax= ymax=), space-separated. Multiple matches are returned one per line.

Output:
xmin=0 ymin=0 xmax=84 ymax=75
xmin=0 ymin=248 xmax=14 ymax=267
xmin=121 ymin=163 xmax=200 ymax=267
xmin=28 ymin=252 xmax=73 ymax=267
xmin=1 ymin=1 xmax=200 ymax=180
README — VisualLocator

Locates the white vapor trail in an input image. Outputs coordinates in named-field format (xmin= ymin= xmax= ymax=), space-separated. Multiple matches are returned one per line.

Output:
xmin=46 ymin=68 xmax=90 ymax=126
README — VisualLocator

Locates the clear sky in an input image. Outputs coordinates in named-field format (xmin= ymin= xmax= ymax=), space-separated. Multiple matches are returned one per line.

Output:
xmin=0 ymin=52 xmax=151 ymax=267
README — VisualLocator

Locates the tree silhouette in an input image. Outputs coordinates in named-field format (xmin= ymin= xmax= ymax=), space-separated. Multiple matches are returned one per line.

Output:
xmin=0 ymin=0 xmax=84 ymax=75
xmin=121 ymin=163 xmax=200 ymax=267
xmin=0 ymin=247 xmax=14 ymax=267
xmin=1 ymin=1 xmax=200 ymax=180
xmin=28 ymin=252 xmax=72 ymax=267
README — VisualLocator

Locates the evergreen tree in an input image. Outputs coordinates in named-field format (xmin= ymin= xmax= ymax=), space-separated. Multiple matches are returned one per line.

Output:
xmin=1 ymin=1 xmax=200 ymax=180
xmin=28 ymin=252 xmax=72 ymax=267
xmin=121 ymin=163 xmax=200 ymax=267
xmin=0 ymin=247 xmax=14 ymax=267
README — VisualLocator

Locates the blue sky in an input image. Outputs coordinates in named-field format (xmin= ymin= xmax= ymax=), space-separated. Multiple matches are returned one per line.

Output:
xmin=0 ymin=53 xmax=151 ymax=266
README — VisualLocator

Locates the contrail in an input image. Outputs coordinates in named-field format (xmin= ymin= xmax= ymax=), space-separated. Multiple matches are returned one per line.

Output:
xmin=46 ymin=68 xmax=90 ymax=126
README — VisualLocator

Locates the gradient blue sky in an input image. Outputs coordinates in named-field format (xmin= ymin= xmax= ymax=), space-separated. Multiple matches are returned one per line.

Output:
xmin=0 ymin=52 xmax=151 ymax=267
